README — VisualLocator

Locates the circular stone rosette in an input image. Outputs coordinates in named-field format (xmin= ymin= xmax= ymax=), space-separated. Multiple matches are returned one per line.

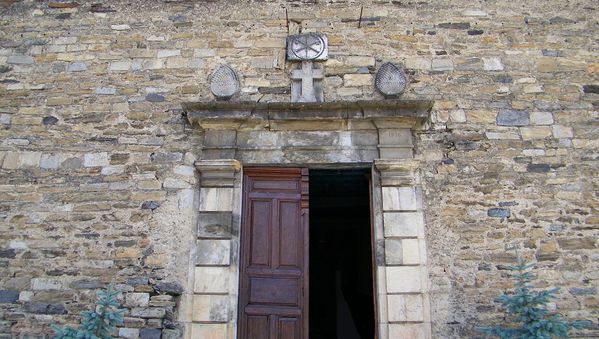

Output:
xmin=375 ymin=62 xmax=408 ymax=97
xmin=289 ymin=33 xmax=327 ymax=60
xmin=209 ymin=64 xmax=240 ymax=100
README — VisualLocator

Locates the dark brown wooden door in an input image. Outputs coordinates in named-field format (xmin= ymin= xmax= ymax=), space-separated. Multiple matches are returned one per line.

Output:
xmin=239 ymin=168 xmax=309 ymax=339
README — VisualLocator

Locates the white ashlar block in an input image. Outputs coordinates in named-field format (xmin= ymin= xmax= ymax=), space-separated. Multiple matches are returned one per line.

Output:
xmin=382 ymin=186 xmax=420 ymax=211
xmin=191 ymin=323 xmax=227 ymax=339
xmin=386 ymin=266 xmax=422 ymax=293
xmin=402 ymin=238 xmax=421 ymax=265
xmin=194 ymin=267 xmax=229 ymax=293
xmin=383 ymin=212 xmax=424 ymax=238
xmin=388 ymin=294 xmax=424 ymax=322
xmin=199 ymin=187 xmax=234 ymax=211
xmin=389 ymin=323 xmax=427 ymax=339
xmin=192 ymin=294 xmax=229 ymax=322
xmin=197 ymin=239 xmax=231 ymax=265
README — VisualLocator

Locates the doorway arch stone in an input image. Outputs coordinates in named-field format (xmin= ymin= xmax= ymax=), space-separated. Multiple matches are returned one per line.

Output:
xmin=181 ymin=100 xmax=433 ymax=339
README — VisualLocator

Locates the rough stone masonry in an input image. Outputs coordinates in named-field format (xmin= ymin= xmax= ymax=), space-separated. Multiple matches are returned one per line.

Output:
xmin=0 ymin=0 xmax=598 ymax=338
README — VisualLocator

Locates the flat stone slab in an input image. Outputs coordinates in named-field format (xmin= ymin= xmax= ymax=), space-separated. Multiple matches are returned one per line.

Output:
xmin=183 ymin=100 xmax=433 ymax=130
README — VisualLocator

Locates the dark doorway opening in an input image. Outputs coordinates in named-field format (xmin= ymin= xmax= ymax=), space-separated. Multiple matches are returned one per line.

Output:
xmin=309 ymin=169 xmax=375 ymax=339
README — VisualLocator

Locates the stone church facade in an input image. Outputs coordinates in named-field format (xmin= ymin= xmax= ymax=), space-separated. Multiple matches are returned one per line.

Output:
xmin=0 ymin=0 xmax=597 ymax=338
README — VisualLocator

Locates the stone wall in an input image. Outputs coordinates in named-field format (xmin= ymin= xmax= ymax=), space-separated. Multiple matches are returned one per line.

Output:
xmin=0 ymin=0 xmax=597 ymax=338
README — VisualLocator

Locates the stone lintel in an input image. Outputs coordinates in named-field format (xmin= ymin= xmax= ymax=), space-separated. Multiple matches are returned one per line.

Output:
xmin=374 ymin=159 xmax=420 ymax=186
xmin=183 ymin=100 xmax=433 ymax=131
xmin=195 ymin=159 xmax=241 ymax=187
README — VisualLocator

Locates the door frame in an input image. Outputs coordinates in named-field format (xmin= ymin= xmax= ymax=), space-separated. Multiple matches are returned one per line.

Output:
xmin=237 ymin=165 xmax=379 ymax=339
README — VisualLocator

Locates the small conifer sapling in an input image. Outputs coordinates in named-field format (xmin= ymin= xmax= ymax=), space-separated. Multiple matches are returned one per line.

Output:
xmin=479 ymin=256 xmax=591 ymax=338
xmin=52 ymin=280 xmax=125 ymax=339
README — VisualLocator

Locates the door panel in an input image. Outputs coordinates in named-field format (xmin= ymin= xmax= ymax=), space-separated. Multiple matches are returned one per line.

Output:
xmin=239 ymin=168 xmax=309 ymax=339
xmin=249 ymin=200 xmax=271 ymax=267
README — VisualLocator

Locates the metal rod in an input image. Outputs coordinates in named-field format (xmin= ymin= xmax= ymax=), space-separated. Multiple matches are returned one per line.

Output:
xmin=358 ymin=5 xmax=364 ymax=28
xmin=286 ymin=8 xmax=289 ymax=34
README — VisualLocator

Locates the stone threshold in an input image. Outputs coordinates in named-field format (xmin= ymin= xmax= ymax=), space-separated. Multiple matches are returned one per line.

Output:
xmin=183 ymin=100 xmax=433 ymax=130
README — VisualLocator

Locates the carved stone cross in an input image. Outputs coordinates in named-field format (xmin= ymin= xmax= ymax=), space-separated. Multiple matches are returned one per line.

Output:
xmin=291 ymin=61 xmax=324 ymax=102
xmin=287 ymin=33 xmax=328 ymax=103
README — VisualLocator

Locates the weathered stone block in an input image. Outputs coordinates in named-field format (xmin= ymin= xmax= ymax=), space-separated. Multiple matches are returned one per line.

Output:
xmin=196 ymin=239 xmax=230 ymax=265
xmin=146 ymin=93 xmax=165 ymax=102
xmin=19 ymin=152 xmax=41 ymax=168
xmin=111 ymin=24 xmax=131 ymax=30
xmin=402 ymin=238 xmax=421 ymax=265
xmin=521 ymin=126 xmax=552 ymax=140
xmin=382 ymin=186 xmax=419 ymax=211
xmin=130 ymin=307 xmax=166 ymax=318
xmin=204 ymin=130 xmax=237 ymax=147
xmin=488 ymin=208 xmax=510 ymax=218
xmin=192 ymin=294 xmax=229 ymax=322
xmin=154 ymin=282 xmax=184 ymax=296
xmin=527 ymin=163 xmax=551 ymax=173
xmin=0 ymin=290 xmax=19 ymax=303
xmin=40 ymin=154 xmax=60 ymax=169
xmin=385 ymin=238 xmax=402 ymax=265
xmin=126 ymin=293 xmax=150 ymax=307
xmin=485 ymin=131 xmax=520 ymax=140
xmin=582 ymin=84 xmax=599 ymax=94
xmin=1 ymin=152 xmax=19 ymax=170
xmin=194 ymin=267 xmax=229 ymax=293
xmin=139 ymin=328 xmax=161 ymax=339
xmin=150 ymin=152 xmax=182 ymax=163
xmin=70 ymin=279 xmax=103 ymax=289
xmin=496 ymin=109 xmax=530 ymax=126
xmin=83 ymin=153 xmax=109 ymax=167
xmin=378 ymin=129 xmax=412 ymax=146
xmin=569 ymin=287 xmax=596 ymax=296
xmin=7 ymin=55 xmax=34 ymax=64
xmin=388 ymin=294 xmax=424 ymax=322
xmin=432 ymin=58 xmax=453 ymax=71
xmin=389 ymin=323 xmax=426 ymax=339
xmin=558 ymin=237 xmax=596 ymax=250
xmin=405 ymin=57 xmax=431 ymax=70
xmin=343 ymin=74 xmax=373 ymax=86
xmin=157 ymin=49 xmax=180 ymax=58
xmin=96 ymin=87 xmax=116 ymax=95
xmin=24 ymin=302 xmax=67 ymax=314
xmin=530 ymin=111 xmax=553 ymax=125
xmin=552 ymin=125 xmax=573 ymax=138
xmin=163 ymin=178 xmax=190 ymax=189
xmin=199 ymin=188 xmax=233 ymax=212
xmin=346 ymin=56 xmax=376 ymax=67
xmin=383 ymin=212 xmax=424 ymax=238
xmin=191 ymin=323 xmax=227 ymax=339
xmin=67 ymin=62 xmax=87 ymax=72
xmin=483 ymin=57 xmax=504 ymax=71
xmin=198 ymin=212 xmax=232 ymax=238
xmin=118 ymin=328 xmax=139 ymax=339
xmin=110 ymin=61 xmax=131 ymax=71
xmin=31 ymin=278 xmax=66 ymax=291
xmin=386 ymin=266 xmax=422 ymax=293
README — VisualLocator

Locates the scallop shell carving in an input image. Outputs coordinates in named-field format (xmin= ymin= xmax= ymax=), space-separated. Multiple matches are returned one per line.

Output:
xmin=375 ymin=62 xmax=408 ymax=97
xmin=210 ymin=64 xmax=240 ymax=100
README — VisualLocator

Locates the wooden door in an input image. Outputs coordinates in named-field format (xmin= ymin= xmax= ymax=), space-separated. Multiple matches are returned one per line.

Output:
xmin=239 ymin=168 xmax=309 ymax=339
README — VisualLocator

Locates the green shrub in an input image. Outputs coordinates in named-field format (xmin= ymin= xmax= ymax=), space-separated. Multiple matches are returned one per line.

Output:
xmin=479 ymin=255 xmax=591 ymax=338
xmin=52 ymin=280 xmax=124 ymax=339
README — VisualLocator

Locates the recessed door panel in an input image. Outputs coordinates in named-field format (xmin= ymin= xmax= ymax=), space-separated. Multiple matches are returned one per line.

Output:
xmin=249 ymin=200 xmax=271 ymax=267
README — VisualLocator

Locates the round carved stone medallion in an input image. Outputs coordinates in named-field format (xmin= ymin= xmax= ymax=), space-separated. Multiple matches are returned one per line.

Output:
xmin=210 ymin=64 xmax=240 ymax=100
xmin=289 ymin=33 xmax=327 ymax=60
xmin=375 ymin=62 xmax=408 ymax=97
